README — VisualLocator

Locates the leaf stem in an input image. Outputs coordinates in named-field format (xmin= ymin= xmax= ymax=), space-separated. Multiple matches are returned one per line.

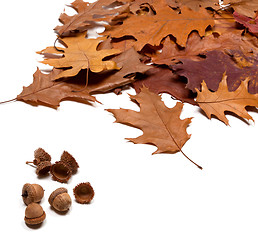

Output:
xmin=180 ymin=150 xmax=202 ymax=170
xmin=151 ymin=99 xmax=202 ymax=170
xmin=0 ymin=97 xmax=17 ymax=105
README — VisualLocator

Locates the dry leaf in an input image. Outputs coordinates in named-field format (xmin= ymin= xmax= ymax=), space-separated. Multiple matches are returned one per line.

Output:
xmin=152 ymin=31 xmax=257 ymax=65
xmin=233 ymin=11 xmax=258 ymax=34
xmin=210 ymin=11 xmax=240 ymax=35
xmin=54 ymin=0 xmax=131 ymax=36
xmin=38 ymin=33 xmax=121 ymax=79
xmin=223 ymin=0 xmax=258 ymax=18
xmin=129 ymin=0 xmax=168 ymax=14
xmin=86 ymin=47 xmax=152 ymax=93
xmin=172 ymin=50 xmax=258 ymax=94
xmin=132 ymin=67 xmax=196 ymax=105
xmin=167 ymin=0 xmax=221 ymax=11
xmin=105 ymin=6 xmax=214 ymax=50
xmin=196 ymin=73 xmax=258 ymax=125
xmin=107 ymin=87 xmax=202 ymax=168
xmin=17 ymin=68 xmax=96 ymax=108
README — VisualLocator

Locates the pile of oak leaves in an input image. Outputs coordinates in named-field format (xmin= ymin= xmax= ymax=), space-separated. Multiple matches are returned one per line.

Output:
xmin=16 ymin=0 xmax=258 ymax=169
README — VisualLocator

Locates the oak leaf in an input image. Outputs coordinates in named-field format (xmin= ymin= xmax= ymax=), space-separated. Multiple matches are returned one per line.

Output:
xmin=107 ymin=87 xmax=200 ymax=168
xmin=196 ymin=73 xmax=258 ymax=125
xmin=98 ymin=36 xmax=136 ymax=52
xmin=152 ymin=31 xmax=257 ymax=65
xmin=172 ymin=50 xmax=258 ymax=94
xmin=105 ymin=6 xmax=214 ymax=50
xmin=38 ymin=33 xmax=121 ymax=79
xmin=17 ymin=68 xmax=96 ymax=108
xmin=233 ymin=12 xmax=258 ymax=34
xmin=129 ymin=0 xmax=169 ymax=15
xmin=167 ymin=0 xmax=221 ymax=11
xmin=54 ymin=0 xmax=131 ymax=36
xmin=132 ymin=67 xmax=196 ymax=105
xmin=223 ymin=0 xmax=258 ymax=18
xmin=210 ymin=11 xmax=240 ymax=35
xmin=86 ymin=47 xmax=152 ymax=93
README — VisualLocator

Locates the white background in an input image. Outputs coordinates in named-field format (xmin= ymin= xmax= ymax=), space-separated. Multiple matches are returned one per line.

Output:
xmin=0 ymin=1 xmax=257 ymax=239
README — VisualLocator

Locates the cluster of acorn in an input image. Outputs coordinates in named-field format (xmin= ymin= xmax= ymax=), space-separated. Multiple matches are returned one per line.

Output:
xmin=23 ymin=148 xmax=95 ymax=227
xmin=22 ymin=182 xmax=95 ymax=226
xmin=26 ymin=148 xmax=79 ymax=183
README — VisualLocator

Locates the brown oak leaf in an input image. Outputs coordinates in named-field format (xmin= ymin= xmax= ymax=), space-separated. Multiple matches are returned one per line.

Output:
xmin=105 ymin=6 xmax=214 ymax=50
xmin=210 ymin=11 xmax=240 ymax=35
xmin=196 ymin=73 xmax=258 ymax=125
xmin=107 ymin=86 xmax=202 ymax=169
xmin=54 ymin=0 xmax=131 ymax=37
xmin=129 ymin=0 xmax=169 ymax=15
xmin=172 ymin=50 xmax=258 ymax=94
xmin=86 ymin=47 xmax=152 ymax=93
xmin=98 ymin=36 xmax=137 ymax=53
xmin=17 ymin=68 xmax=96 ymax=108
xmin=132 ymin=67 xmax=196 ymax=105
xmin=38 ymin=33 xmax=121 ymax=79
xmin=167 ymin=0 xmax=221 ymax=11
xmin=152 ymin=31 xmax=258 ymax=65
xmin=223 ymin=0 xmax=258 ymax=18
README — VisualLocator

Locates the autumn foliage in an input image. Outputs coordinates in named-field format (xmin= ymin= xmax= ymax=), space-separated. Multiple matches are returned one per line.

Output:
xmin=15 ymin=0 xmax=258 ymax=169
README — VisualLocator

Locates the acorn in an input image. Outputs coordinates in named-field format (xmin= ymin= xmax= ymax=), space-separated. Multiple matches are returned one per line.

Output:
xmin=73 ymin=182 xmax=95 ymax=204
xmin=24 ymin=203 xmax=46 ymax=226
xmin=22 ymin=183 xmax=44 ymax=205
xmin=50 ymin=161 xmax=72 ymax=183
xmin=36 ymin=161 xmax=52 ymax=176
xmin=26 ymin=148 xmax=52 ymax=175
xmin=34 ymin=148 xmax=51 ymax=163
xmin=48 ymin=187 xmax=72 ymax=212
xmin=60 ymin=151 xmax=79 ymax=174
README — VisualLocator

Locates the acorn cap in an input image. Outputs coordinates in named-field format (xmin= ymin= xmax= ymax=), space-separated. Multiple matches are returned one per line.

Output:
xmin=36 ymin=161 xmax=51 ymax=176
xmin=34 ymin=148 xmax=51 ymax=164
xmin=73 ymin=182 xmax=95 ymax=204
xmin=24 ymin=203 xmax=46 ymax=225
xmin=50 ymin=161 xmax=72 ymax=183
xmin=22 ymin=183 xmax=44 ymax=205
xmin=48 ymin=187 xmax=67 ymax=205
xmin=60 ymin=151 xmax=79 ymax=174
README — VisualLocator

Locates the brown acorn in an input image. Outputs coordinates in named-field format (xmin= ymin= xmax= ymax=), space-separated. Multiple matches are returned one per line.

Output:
xmin=50 ymin=161 xmax=72 ymax=183
xmin=60 ymin=151 xmax=79 ymax=174
xmin=22 ymin=183 xmax=44 ymax=205
xmin=24 ymin=203 xmax=46 ymax=226
xmin=73 ymin=182 xmax=95 ymax=204
xmin=48 ymin=187 xmax=72 ymax=212
xmin=36 ymin=161 xmax=52 ymax=176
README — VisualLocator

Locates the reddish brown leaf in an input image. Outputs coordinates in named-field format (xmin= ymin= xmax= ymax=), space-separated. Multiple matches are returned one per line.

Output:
xmin=132 ymin=67 xmax=196 ymax=105
xmin=172 ymin=50 xmax=258 ymax=94
xmin=233 ymin=11 xmax=258 ymax=33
